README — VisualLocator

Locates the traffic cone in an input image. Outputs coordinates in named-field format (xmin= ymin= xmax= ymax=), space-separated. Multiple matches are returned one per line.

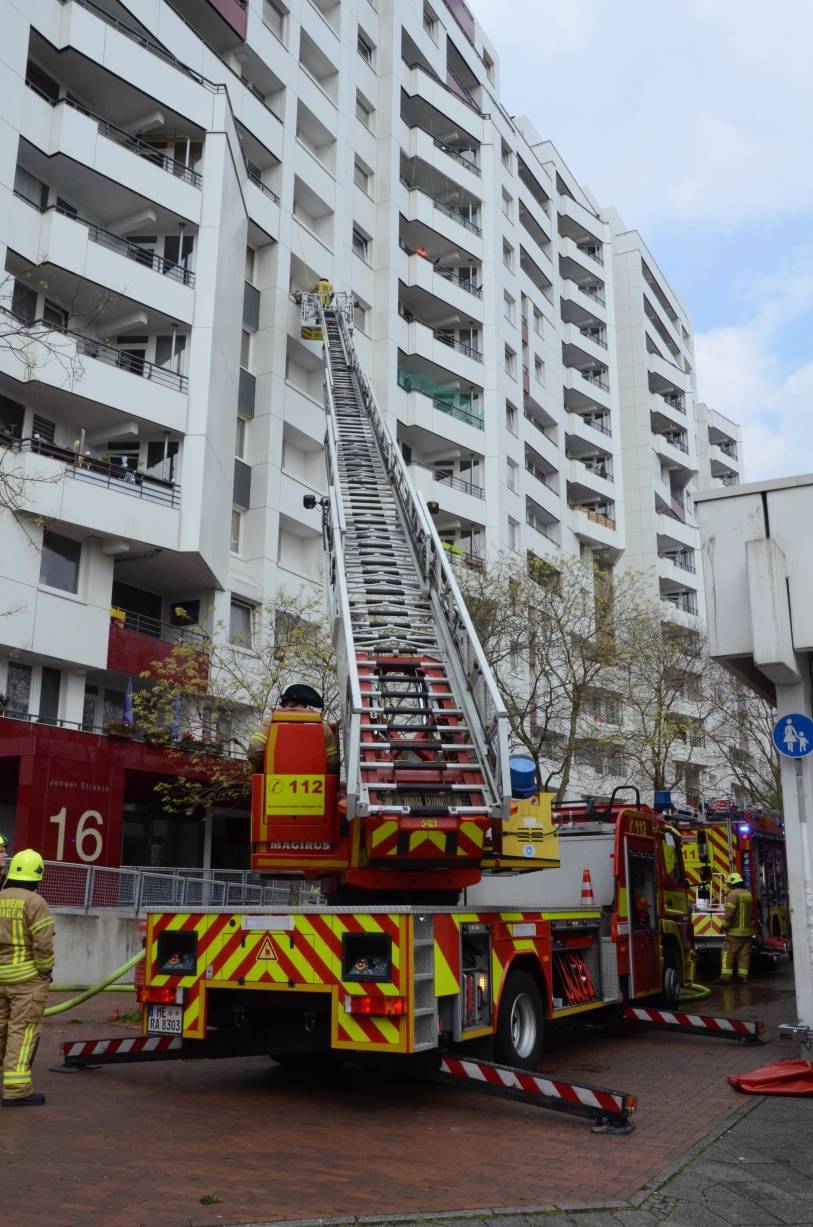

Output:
xmin=580 ymin=868 xmax=595 ymax=907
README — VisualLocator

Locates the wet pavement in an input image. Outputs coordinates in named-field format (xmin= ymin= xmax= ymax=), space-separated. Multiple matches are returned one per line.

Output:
xmin=3 ymin=965 xmax=802 ymax=1227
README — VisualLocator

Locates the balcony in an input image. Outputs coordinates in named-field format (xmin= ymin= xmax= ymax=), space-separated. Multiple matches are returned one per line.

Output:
xmin=7 ymin=437 xmax=181 ymax=507
xmin=399 ymin=177 xmax=482 ymax=237
xmin=567 ymin=411 xmax=612 ymax=442
xmin=397 ymin=370 xmax=483 ymax=431
xmin=24 ymin=80 xmax=202 ymax=188
xmin=569 ymin=502 xmax=617 ymax=531
xmin=399 ymin=242 xmax=483 ymax=301
xmin=107 ymin=609 xmax=206 ymax=676
xmin=13 ymin=194 xmax=195 ymax=287
xmin=662 ymin=591 xmax=699 ymax=617
xmin=171 ymin=0 xmax=247 ymax=48
xmin=660 ymin=550 xmax=696 ymax=575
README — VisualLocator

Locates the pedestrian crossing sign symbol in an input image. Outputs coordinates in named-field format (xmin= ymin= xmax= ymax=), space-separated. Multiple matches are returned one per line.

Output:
xmin=257 ymin=936 xmax=277 ymax=960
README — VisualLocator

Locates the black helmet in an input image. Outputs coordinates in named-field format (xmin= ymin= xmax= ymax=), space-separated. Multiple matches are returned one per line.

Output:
xmin=281 ymin=684 xmax=324 ymax=709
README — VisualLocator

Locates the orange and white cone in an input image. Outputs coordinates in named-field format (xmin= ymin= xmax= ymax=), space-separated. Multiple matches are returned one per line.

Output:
xmin=580 ymin=868 xmax=595 ymax=907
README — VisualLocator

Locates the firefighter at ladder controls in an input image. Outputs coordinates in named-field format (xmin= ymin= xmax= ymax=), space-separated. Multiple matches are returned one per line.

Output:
xmin=0 ymin=850 xmax=55 ymax=1106
xmin=716 ymin=872 xmax=754 ymax=986
xmin=248 ymin=684 xmax=339 ymax=774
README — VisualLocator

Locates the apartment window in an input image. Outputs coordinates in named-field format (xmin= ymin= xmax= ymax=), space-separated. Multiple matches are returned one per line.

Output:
xmin=501 ymin=188 xmax=513 ymax=220
xmin=508 ymin=516 xmax=519 ymax=551
xmin=502 ymin=239 xmax=514 ymax=271
xmin=235 ymin=417 xmax=247 ymax=460
xmin=230 ymin=509 xmax=242 ymax=555
xmin=501 ymin=140 xmax=512 ymax=171
xmin=533 ymin=308 xmax=544 ymax=336
xmin=40 ymin=530 xmax=80 ymax=593
xmin=354 ymin=157 xmax=372 ymax=195
xmin=229 ymin=598 xmax=254 ymax=646
xmin=39 ymin=666 xmax=61 ymax=725
xmin=504 ymin=345 xmax=516 ymax=377
xmin=534 ymin=356 xmax=544 ymax=383
xmin=352 ymin=225 xmax=370 ymax=262
xmin=353 ymin=299 xmax=369 ymax=333
xmin=357 ymin=28 xmax=375 ymax=67
xmin=245 ymin=246 xmax=256 ymax=284
xmin=43 ymin=299 xmax=67 ymax=330
xmin=6 ymin=662 xmax=32 ymax=718
xmin=505 ymin=401 xmax=518 ymax=435
xmin=506 ymin=458 xmax=519 ymax=492
xmin=11 ymin=280 xmax=37 ymax=324
xmin=263 ymin=0 xmax=288 ymax=42
xmin=13 ymin=165 xmax=48 ymax=210
xmin=503 ymin=291 xmax=515 ymax=324
xmin=240 ymin=328 xmax=253 ymax=370
xmin=483 ymin=50 xmax=495 ymax=82
xmin=423 ymin=5 xmax=438 ymax=39
xmin=355 ymin=91 xmax=374 ymax=130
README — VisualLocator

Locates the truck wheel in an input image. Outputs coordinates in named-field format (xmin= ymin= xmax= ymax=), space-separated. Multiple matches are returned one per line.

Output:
xmin=661 ymin=950 xmax=682 ymax=1008
xmin=494 ymin=971 xmax=545 ymax=1070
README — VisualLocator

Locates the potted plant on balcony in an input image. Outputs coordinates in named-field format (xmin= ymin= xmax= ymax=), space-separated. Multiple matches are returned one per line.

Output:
xmin=105 ymin=718 xmax=135 ymax=738
xmin=178 ymin=730 xmax=203 ymax=751
xmin=143 ymin=727 xmax=172 ymax=748
xmin=110 ymin=607 xmax=127 ymax=627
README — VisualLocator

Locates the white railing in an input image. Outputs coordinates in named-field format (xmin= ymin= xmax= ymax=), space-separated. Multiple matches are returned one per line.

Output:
xmin=40 ymin=862 xmax=321 ymax=913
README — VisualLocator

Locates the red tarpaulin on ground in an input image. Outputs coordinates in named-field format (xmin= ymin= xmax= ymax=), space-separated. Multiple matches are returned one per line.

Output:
xmin=729 ymin=1060 xmax=813 ymax=1095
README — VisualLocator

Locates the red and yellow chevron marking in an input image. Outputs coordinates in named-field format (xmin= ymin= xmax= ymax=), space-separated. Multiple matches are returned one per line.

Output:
xmin=147 ymin=913 xmax=234 ymax=988
xmin=706 ymin=826 xmax=732 ymax=874
xmin=692 ymin=912 xmax=724 ymax=940
xmin=434 ymin=914 xmax=461 ymax=997
xmin=363 ymin=816 xmax=489 ymax=866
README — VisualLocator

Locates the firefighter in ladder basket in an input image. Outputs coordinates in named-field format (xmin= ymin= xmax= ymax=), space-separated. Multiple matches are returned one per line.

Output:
xmin=716 ymin=872 xmax=754 ymax=985
xmin=248 ymin=684 xmax=338 ymax=774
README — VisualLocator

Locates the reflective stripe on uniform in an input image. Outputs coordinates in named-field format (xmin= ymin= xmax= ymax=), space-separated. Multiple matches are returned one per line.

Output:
xmin=29 ymin=916 xmax=54 ymax=935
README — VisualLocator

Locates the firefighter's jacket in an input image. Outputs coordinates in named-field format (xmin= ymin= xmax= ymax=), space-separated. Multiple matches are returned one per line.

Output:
xmin=722 ymin=887 xmax=754 ymax=938
xmin=0 ymin=887 xmax=55 ymax=984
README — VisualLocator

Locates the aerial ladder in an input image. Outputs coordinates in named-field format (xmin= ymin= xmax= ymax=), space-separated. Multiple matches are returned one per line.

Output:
xmin=251 ymin=294 xmax=523 ymax=894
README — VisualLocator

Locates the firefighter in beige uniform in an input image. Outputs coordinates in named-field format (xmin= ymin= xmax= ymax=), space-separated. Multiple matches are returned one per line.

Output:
xmin=0 ymin=849 xmax=54 ymax=1106
xmin=716 ymin=872 xmax=754 ymax=986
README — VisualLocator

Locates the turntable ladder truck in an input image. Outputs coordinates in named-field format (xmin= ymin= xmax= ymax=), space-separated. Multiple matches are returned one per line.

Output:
xmin=63 ymin=300 xmax=761 ymax=1129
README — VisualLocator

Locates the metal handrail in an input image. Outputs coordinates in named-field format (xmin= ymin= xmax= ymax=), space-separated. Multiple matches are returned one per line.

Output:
xmin=397 ymin=375 xmax=483 ymax=429
xmin=61 ymin=0 xmax=225 ymax=92
xmin=6 ymin=435 xmax=181 ymax=506
xmin=409 ymin=459 xmax=485 ymax=499
xmin=577 ymin=284 xmax=606 ymax=306
xmin=432 ymin=328 xmax=483 ymax=363
xmin=581 ymin=370 xmax=610 ymax=392
xmin=432 ymin=135 xmax=481 ymax=176
xmin=330 ymin=305 xmax=509 ymax=820
xmin=246 ymin=167 xmax=281 ymax=203
xmin=13 ymin=194 xmax=195 ymax=286
xmin=25 ymin=79 xmax=203 ymax=187
xmin=579 ymin=328 xmax=607 ymax=350
xmin=400 ymin=177 xmax=482 ymax=235
xmin=0 ymin=306 xmax=188 ymax=392
xmin=525 ymin=511 xmax=557 ymax=542
xmin=403 ymin=58 xmax=486 ymax=118
xmin=111 ymin=607 xmax=204 ymax=641
xmin=577 ymin=245 xmax=604 ymax=267
xmin=399 ymin=242 xmax=482 ymax=298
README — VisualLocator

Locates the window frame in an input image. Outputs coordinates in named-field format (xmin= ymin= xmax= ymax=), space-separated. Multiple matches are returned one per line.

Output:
xmin=39 ymin=529 xmax=81 ymax=594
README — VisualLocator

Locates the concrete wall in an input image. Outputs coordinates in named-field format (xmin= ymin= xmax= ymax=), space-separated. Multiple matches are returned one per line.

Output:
xmin=53 ymin=911 xmax=141 ymax=986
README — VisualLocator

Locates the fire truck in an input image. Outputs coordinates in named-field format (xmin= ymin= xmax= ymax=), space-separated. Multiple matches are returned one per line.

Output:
xmin=679 ymin=803 xmax=790 ymax=966
xmin=137 ymin=300 xmax=695 ymax=1073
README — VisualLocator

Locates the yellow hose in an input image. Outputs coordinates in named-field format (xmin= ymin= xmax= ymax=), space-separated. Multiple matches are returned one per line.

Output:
xmin=50 ymin=985 xmax=134 ymax=993
xmin=44 ymin=949 xmax=144 ymax=1017
xmin=680 ymin=981 xmax=712 ymax=1003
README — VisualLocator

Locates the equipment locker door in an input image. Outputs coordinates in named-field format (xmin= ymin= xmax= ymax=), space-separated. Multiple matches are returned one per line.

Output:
xmin=624 ymin=839 xmax=660 ymax=998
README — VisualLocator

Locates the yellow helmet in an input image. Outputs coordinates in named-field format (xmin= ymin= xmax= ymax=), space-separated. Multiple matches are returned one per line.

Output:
xmin=727 ymin=872 xmax=744 ymax=886
xmin=7 ymin=849 xmax=45 ymax=883
xmin=0 ymin=834 xmax=7 ymax=847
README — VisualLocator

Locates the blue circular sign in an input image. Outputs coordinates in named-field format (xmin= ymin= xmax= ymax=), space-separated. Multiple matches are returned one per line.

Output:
xmin=773 ymin=713 xmax=813 ymax=758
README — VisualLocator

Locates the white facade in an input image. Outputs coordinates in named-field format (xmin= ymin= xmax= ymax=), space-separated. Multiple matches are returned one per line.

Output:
xmin=696 ymin=402 xmax=742 ymax=493
xmin=0 ymin=0 xmax=740 ymax=804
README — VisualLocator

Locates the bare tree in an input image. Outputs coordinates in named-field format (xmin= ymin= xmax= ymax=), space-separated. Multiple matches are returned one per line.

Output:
xmin=705 ymin=665 xmax=781 ymax=809
xmin=131 ymin=591 xmax=337 ymax=816
xmin=458 ymin=553 xmax=643 ymax=802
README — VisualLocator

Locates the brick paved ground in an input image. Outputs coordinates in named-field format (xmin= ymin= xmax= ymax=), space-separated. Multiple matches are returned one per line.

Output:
xmin=2 ymin=967 xmax=797 ymax=1227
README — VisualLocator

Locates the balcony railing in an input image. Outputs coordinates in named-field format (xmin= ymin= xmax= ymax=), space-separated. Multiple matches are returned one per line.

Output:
xmin=432 ymin=135 xmax=481 ymax=176
xmin=525 ymin=460 xmax=554 ymax=489
xmin=24 ymin=79 xmax=203 ymax=187
xmin=411 ymin=460 xmax=485 ymax=499
xmin=0 ymin=306 xmax=189 ymax=392
xmin=400 ymin=177 xmax=482 ymax=236
xmin=442 ymin=543 xmax=484 ymax=570
xmin=403 ymin=58 xmax=487 ymax=118
xmin=62 ymin=0 xmax=225 ymax=93
xmin=246 ymin=167 xmax=281 ymax=204
xmin=662 ymin=552 xmax=696 ymax=574
xmin=580 ymin=458 xmax=613 ymax=482
xmin=397 ymin=373 xmax=483 ymax=429
xmin=663 ymin=393 xmax=686 ymax=413
xmin=576 ymin=284 xmax=605 ymax=306
xmin=575 ymin=413 xmax=612 ymax=437
xmin=399 ymin=241 xmax=482 ymax=298
xmin=13 ymin=194 xmax=196 ymax=286
xmin=112 ymin=607 xmax=203 ymax=642
xmin=432 ymin=328 xmax=484 ymax=363
xmin=580 ymin=370 xmax=610 ymax=393
xmin=721 ymin=474 xmax=738 ymax=487
xmin=569 ymin=503 xmax=617 ymax=531
xmin=719 ymin=440 xmax=738 ymax=459
xmin=577 ymin=245 xmax=604 ymax=267
xmin=526 ymin=511 xmax=557 ymax=542
xmin=4 ymin=436 xmax=181 ymax=507
xmin=579 ymin=328 xmax=607 ymax=350
xmin=669 ymin=495 xmax=687 ymax=522
xmin=663 ymin=592 xmax=698 ymax=616
xmin=661 ymin=432 xmax=689 ymax=453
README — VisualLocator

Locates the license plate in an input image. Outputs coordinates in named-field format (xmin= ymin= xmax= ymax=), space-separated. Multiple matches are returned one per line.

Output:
xmin=147 ymin=1004 xmax=182 ymax=1035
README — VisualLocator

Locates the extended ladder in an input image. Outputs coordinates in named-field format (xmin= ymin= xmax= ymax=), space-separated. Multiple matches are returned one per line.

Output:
xmin=314 ymin=300 xmax=509 ymax=878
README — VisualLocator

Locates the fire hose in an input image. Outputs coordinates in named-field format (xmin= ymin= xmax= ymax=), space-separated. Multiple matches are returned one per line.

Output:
xmin=44 ymin=949 xmax=144 ymax=1017
xmin=679 ymin=981 xmax=712 ymax=1003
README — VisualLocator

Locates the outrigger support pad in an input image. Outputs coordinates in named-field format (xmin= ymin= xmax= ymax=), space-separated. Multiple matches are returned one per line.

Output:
xmin=431 ymin=1054 xmax=637 ymax=1134
xmin=621 ymin=1006 xmax=764 ymax=1045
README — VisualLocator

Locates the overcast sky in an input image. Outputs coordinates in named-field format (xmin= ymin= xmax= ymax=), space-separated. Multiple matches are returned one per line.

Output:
xmin=471 ymin=0 xmax=813 ymax=480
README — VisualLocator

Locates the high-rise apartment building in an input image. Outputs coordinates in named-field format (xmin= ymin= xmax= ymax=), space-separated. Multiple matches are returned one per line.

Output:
xmin=0 ymin=0 xmax=740 ymax=866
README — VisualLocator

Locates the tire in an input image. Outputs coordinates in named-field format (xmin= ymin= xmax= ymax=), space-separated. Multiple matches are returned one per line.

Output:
xmin=494 ymin=970 xmax=545 ymax=1070
xmin=661 ymin=948 xmax=682 ymax=1008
